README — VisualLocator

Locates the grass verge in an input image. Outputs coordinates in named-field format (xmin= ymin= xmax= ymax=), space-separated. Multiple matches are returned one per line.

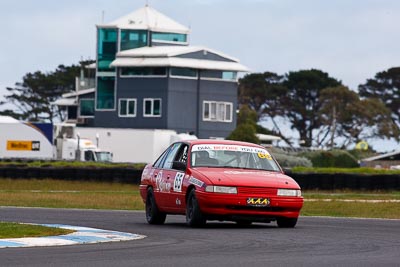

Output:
xmin=0 ymin=222 xmax=74 ymax=239
xmin=0 ymin=178 xmax=399 ymax=219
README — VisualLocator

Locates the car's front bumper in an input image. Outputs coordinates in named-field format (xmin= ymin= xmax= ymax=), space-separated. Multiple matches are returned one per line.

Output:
xmin=196 ymin=190 xmax=303 ymax=220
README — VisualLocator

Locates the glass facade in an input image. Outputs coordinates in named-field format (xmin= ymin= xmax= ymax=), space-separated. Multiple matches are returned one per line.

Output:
xmin=170 ymin=67 xmax=197 ymax=78
xmin=80 ymin=99 xmax=95 ymax=117
xmin=97 ymin=28 xmax=117 ymax=72
xmin=120 ymin=30 xmax=148 ymax=51
xmin=201 ymin=70 xmax=237 ymax=81
xmin=152 ymin=32 xmax=187 ymax=43
xmin=96 ymin=77 xmax=115 ymax=109
xmin=121 ymin=67 xmax=166 ymax=76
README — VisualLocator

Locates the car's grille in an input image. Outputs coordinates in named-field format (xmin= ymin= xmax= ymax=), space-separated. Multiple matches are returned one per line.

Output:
xmin=237 ymin=187 xmax=276 ymax=195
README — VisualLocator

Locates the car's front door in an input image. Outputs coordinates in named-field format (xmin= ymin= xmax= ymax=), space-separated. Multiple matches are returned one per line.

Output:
xmin=160 ymin=143 xmax=189 ymax=212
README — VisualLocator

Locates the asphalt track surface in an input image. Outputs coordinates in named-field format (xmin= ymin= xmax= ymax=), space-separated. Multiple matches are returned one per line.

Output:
xmin=1 ymin=207 xmax=399 ymax=267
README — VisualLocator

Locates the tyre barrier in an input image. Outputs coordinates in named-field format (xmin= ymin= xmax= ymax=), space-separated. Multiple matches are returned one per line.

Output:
xmin=290 ymin=173 xmax=400 ymax=190
xmin=0 ymin=167 xmax=400 ymax=190
xmin=0 ymin=166 xmax=142 ymax=184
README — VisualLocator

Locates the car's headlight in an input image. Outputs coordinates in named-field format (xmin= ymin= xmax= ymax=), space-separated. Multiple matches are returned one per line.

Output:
xmin=277 ymin=189 xmax=301 ymax=197
xmin=205 ymin=186 xmax=237 ymax=194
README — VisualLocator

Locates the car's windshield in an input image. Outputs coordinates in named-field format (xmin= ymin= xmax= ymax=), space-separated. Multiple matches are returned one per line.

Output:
xmin=95 ymin=152 xmax=112 ymax=162
xmin=190 ymin=144 xmax=281 ymax=171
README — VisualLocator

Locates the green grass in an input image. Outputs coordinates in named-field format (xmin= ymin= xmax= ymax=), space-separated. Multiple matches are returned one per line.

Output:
xmin=0 ymin=178 xmax=144 ymax=210
xmin=0 ymin=222 xmax=74 ymax=238
xmin=303 ymin=190 xmax=400 ymax=200
xmin=0 ymin=178 xmax=399 ymax=219
xmin=301 ymin=201 xmax=400 ymax=219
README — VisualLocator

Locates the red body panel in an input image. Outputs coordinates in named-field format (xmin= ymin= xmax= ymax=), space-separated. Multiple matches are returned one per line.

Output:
xmin=140 ymin=140 xmax=304 ymax=223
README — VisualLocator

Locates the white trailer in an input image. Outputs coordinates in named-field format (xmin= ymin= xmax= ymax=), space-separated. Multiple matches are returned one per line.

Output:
xmin=75 ymin=127 xmax=197 ymax=163
xmin=0 ymin=116 xmax=53 ymax=160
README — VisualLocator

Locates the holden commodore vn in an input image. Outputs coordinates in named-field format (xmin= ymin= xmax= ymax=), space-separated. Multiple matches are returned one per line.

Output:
xmin=139 ymin=140 xmax=303 ymax=227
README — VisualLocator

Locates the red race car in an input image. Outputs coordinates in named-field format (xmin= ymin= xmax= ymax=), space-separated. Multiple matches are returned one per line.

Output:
xmin=139 ymin=139 xmax=303 ymax=227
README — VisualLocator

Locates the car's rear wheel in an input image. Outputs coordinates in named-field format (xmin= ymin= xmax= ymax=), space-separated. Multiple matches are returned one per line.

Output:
xmin=146 ymin=187 xmax=166 ymax=224
xmin=277 ymin=217 xmax=298 ymax=228
xmin=186 ymin=190 xmax=206 ymax=227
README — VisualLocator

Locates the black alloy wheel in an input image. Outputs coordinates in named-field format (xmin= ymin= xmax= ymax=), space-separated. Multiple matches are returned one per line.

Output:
xmin=146 ymin=187 xmax=166 ymax=224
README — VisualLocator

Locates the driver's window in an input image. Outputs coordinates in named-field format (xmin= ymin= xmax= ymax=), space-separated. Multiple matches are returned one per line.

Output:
xmin=175 ymin=145 xmax=188 ymax=164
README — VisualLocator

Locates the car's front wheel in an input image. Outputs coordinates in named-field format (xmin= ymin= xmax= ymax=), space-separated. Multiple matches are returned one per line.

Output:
xmin=276 ymin=217 xmax=298 ymax=228
xmin=186 ymin=189 xmax=206 ymax=227
xmin=146 ymin=187 xmax=166 ymax=224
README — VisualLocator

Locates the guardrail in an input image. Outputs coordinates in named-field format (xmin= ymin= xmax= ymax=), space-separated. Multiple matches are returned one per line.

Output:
xmin=0 ymin=166 xmax=399 ymax=190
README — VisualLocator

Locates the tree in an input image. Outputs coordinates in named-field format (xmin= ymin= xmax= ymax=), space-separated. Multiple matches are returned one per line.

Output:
xmin=318 ymin=86 xmax=398 ymax=148
xmin=282 ymin=69 xmax=341 ymax=147
xmin=238 ymin=72 xmax=290 ymax=145
xmin=239 ymin=72 xmax=286 ymax=118
xmin=0 ymin=60 xmax=94 ymax=123
xmin=341 ymin=98 xmax=399 ymax=145
xmin=318 ymin=86 xmax=360 ymax=148
xmin=227 ymin=106 xmax=260 ymax=144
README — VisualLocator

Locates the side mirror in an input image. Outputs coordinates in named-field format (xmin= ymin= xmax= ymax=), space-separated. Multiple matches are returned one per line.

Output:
xmin=172 ymin=161 xmax=187 ymax=171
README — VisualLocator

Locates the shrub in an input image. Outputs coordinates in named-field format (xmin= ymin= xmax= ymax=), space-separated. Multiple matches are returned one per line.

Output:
xmin=300 ymin=150 xmax=358 ymax=168
xmin=226 ymin=123 xmax=260 ymax=144
xmin=272 ymin=153 xmax=312 ymax=168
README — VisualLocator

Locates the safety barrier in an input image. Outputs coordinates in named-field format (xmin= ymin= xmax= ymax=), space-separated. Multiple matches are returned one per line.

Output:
xmin=290 ymin=173 xmax=400 ymax=190
xmin=0 ymin=166 xmax=399 ymax=190
xmin=0 ymin=166 xmax=142 ymax=184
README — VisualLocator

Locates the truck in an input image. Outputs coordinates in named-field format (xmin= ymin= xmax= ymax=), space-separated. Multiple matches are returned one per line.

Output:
xmin=55 ymin=137 xmax=112 ymax=162
xmin=0 ymin=116 xmax=112 ymax=162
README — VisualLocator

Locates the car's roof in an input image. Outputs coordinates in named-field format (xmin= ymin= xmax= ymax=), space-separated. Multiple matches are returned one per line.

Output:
xmin=182 ymin=139 xmax=264 ymax=148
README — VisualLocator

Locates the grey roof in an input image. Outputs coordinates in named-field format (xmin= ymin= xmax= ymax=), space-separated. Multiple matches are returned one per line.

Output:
xmin=111 ymin=46 xmax=249 ymax=72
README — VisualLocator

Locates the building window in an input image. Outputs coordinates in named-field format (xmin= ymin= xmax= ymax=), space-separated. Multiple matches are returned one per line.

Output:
xmin=120 ymin=30 xmax=148 ymax=51
xmin=97 ymin=28 xmax=117 ymax=72
xmin=120 ymin=67 xmax=167 ymax=77
xmin=79 ymin=99 xmax=95 ymax=117
xmin=222 ymin=71 xmax=238 ymax=80
xmin=170 ymin=67 xmax=197 ymax=79
xmin=144 ymin=98 xmax=162 ymax=117
xmin=203 ymin=101 xmax=232 ymax=122
xmin=201 ymin=70 xmax=237 ymax=81
xmin=119 ymin=98 xmax=137 ymax=117
xmin=151 ymin=32 xmax=187 ymax=43
xmin=96 ymin=76 xmax=115 ymax=110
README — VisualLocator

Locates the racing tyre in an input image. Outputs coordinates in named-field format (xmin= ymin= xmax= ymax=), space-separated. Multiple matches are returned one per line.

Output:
xmin=146 ymin=187 xmax=166 ymax=225
xmin=186 ymin=190 xmax=206 ymax=227
xmin=277 ymin=217 xmax=298 ymax=228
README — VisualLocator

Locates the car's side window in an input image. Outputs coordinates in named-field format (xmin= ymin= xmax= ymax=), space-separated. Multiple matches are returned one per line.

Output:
xmin=162 ymin=143 xmax=182 ymax=169
xmin=175 ymin=144 xmax=188 ymax=164
xmin=153 ymin=147 xmax=171 ymax=168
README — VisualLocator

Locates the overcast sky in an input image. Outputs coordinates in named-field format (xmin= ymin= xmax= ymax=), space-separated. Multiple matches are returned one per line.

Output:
xmin=1 ymin=0 xmax=399 ymax=151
